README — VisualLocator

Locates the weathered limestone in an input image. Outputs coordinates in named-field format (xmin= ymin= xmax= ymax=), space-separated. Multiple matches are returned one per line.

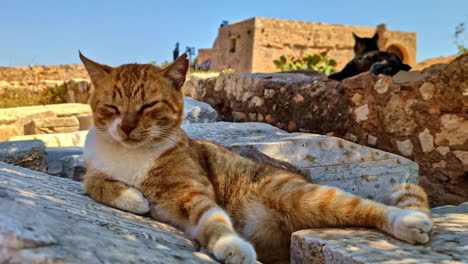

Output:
xmin=0 ymin=162 xmax=216 ymax=264
xmin=9 ymin=131 xmax=88 ymax=147
xmin=0 ymin=64 xmax=88 ymax=92
xmin=61 ymin=78 xmax=93 ymax=103
xmin=24 ymin=116 xmax=80 ymax=134
xmin=0 ymin=140 xmax=47 ymax=172
xmin=76 ymin=114 xmax=94 ymax=130
xmin=0 ymin=97 xmax=216 ymax=141
xmin=60 ymin=154 xmax=86 ymax=181
xmin=291 ymin=202 xmax=468 ymax=264
xmin=46 ymin=147 xmax=83 ymax=176
xmin=183 ymin=97 xmax=218 ymax=124
xmin=0 ymin=103 xmax=91 ymax=137
xmin=418 ymin=128 xmax=434 ymax=153
xmin=183 ymin=122 xmax=417 ymax=202
xmin=391 ymin=70 xmax=425 ymax=84
xmin=435 ymin=114 xmax=468 ymax=146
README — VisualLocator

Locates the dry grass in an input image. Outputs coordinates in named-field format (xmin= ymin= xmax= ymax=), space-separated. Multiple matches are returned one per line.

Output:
xmin=0 ymin=87 xmax=65 ymax=108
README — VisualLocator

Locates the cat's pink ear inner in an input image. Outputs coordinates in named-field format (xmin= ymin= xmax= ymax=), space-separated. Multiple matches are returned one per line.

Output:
xmin=79 ymin=51 xmax=112 ymax=83
xmin=163 ymin=54 xmax=189 ymax=89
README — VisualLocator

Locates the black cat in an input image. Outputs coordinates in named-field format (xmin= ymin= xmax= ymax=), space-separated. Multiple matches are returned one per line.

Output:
xmin=328 ymin=33 xmax=411 ymax=81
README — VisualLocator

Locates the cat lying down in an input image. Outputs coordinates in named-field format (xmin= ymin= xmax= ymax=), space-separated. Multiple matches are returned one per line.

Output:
xmin=329 ymin=33 xmax=411 ymax=81
xmin=80 ymin=52 xmax=432 ymax=264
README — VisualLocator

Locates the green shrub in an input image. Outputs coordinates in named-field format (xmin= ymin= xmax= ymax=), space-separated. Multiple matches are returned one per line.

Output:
xmin=273 ymin=51 xmax=337 ymax=75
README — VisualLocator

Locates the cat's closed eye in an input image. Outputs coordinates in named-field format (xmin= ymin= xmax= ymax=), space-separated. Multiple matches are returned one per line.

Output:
xmin=140 ymin=101 xmax=159 ymax=112
xmin=104 ymin=104 xmax=120 ymax=114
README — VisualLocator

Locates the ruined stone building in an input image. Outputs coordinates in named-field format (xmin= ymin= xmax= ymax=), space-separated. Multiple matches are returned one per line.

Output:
xmin=198 ymin=17 xmax=416 ymax=73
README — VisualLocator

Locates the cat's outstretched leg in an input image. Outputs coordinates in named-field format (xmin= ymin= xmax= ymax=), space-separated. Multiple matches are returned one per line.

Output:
xmin=388 ymin=183 xmax=430 ymax=215
xmin=84 ymin=169 xmax=150 ymax=214
xmin=142 ymin=162 xmax=257 ymax=264
xmin=249 ymin=173 xmax=432 ymax=248
xmin=328 ymin=61 xmax=358 ymax=80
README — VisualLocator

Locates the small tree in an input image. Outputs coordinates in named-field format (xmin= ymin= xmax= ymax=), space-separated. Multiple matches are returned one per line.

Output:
xmin=455 ymin=20 xmax=468 ymax=54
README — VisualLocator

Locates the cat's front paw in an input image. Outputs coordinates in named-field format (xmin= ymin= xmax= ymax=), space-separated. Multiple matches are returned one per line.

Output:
xmin=111 ymin=187 xmax=150 ymax=214
xmin=388 ymin=209 xmax=433 ymax=244
xmin=212 ymin=234 xmax=256 ymax=264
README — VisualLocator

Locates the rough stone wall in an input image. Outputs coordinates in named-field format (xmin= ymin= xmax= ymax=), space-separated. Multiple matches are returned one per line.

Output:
xmin=184 ymin=53 xmax=468 ymax=206
xmin=0 ymin=64 xmax=88 ymax=91
xmin=198 ymin=48 xmax=215 ymax=65
xmin=207 ymin=19 xmax=256 ymax=73
xmin=199 ymin=17 xmax=416 ymax=73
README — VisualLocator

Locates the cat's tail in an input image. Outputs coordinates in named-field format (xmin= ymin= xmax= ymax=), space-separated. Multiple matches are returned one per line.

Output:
xmin=388 ymin=183 xmax=431 ymax=216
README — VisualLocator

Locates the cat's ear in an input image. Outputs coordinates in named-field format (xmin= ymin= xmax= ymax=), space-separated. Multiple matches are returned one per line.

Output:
xmin=163 ymin=54 xmax=189 ymax=89
xmin=79 ymin=51 xmax=112 ymax=83
xmin=352 ymin=33 xmax=360 ymax=40
xmin=372 ymin=33 xmax=379 ymax=41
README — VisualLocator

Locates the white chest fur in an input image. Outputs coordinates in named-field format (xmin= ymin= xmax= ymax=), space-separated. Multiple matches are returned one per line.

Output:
xmin=84 ymin=128 xmax=176 ymax=188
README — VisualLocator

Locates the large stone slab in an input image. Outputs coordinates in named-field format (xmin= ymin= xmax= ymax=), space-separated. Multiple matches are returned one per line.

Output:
xmin=291 ymin=202 xmax=468 ymax=264
xmin=183 ymin=122 xmax=417 ymax=202
xmin=0 ymin=140 xmax=47 ymax=172
xmin=0 ymin=161 xmax=216 ymax=264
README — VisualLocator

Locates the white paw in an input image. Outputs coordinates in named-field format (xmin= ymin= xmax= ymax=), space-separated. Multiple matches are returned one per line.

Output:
xmin=388 ymin=209 xmax=433 ymax=244
xmin=111 ymin=187 xmax=150 ymax=214
xmin=212 ymin=234 xmax=256 ymax=264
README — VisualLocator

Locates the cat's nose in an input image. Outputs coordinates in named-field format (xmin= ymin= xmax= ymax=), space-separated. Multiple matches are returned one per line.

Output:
xmin=120 ymin=124 xmax=136 ymax=136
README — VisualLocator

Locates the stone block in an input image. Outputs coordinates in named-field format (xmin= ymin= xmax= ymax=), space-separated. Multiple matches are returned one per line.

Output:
xmin=46 ymin=147 xmax=83 ymax=175
xmin=183 ymin=97 xmax=218 ymax=124
xmin=77 ymin=114 xmax=94 ymax=130
xmin=291 ymin=202 xmax=468 ymax=264
xmin=24 ymin=116 xmax=80 ymax=135
xmin=183 ymin=122 xmax=417 ymax=202
xmin=60 ymin=154 xmax=86 ymax=181
xmin=9 ymin=131 xmax=88 ymax=147
xmin=0 ymin=162 xmax=216 ymax=264
xmin=0 ymin=140 xmax=47 ymax=172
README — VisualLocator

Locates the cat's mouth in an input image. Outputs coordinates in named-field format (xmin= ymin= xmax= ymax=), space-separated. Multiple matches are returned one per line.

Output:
xmin=118 ymin=137 xmax=147 ymax=148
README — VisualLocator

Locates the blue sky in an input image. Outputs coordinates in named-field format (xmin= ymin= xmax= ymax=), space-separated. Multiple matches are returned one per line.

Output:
xmin=0 ymin=0 xmax=466 ymax=67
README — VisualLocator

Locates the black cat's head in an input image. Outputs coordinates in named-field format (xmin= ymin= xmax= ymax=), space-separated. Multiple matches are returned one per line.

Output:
xmin=353 ymin=33 xmax=379 ymax=55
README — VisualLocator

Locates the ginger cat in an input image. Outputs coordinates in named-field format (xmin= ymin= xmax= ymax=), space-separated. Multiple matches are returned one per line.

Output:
xmin=80 ymin=52 xmax=432 ymax=264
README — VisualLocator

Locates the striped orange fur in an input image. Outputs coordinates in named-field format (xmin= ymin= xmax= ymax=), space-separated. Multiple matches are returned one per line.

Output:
xmin=80 ymin=53 xmax=433 ymax=264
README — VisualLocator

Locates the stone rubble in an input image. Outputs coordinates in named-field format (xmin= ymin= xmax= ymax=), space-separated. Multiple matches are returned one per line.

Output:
xmin=0 ymin=103 xmax=92 ymax=139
